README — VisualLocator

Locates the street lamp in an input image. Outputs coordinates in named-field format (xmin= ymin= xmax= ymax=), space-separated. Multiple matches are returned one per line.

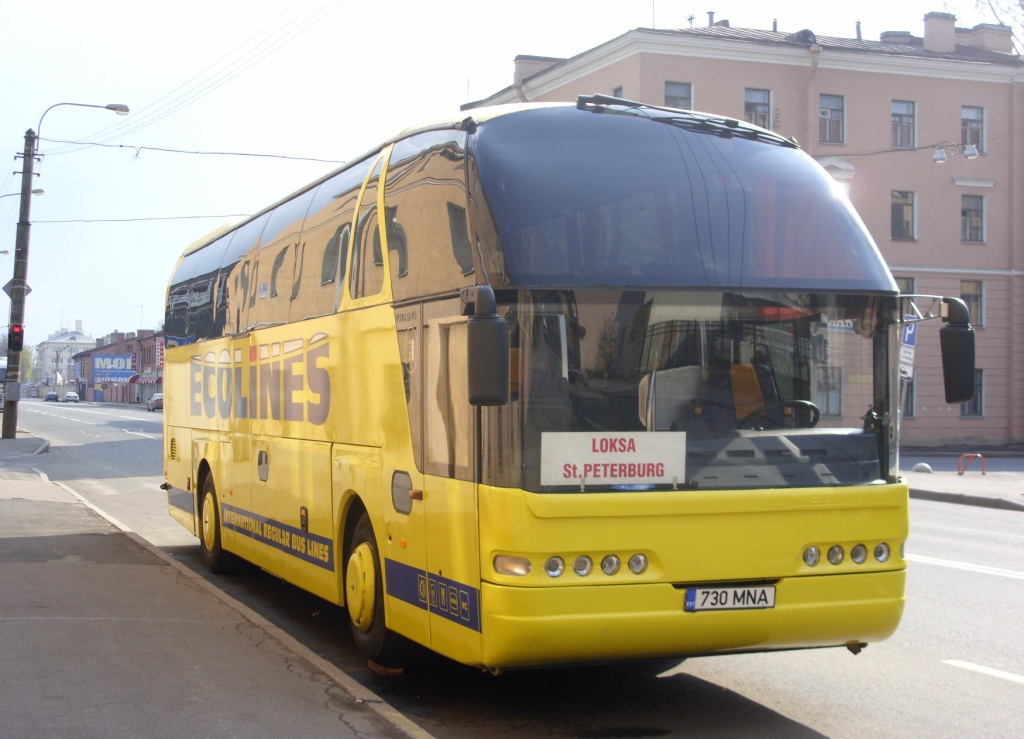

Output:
xmin=2 ymin=101 xmax=129 ymax=439
xmin=932 ymin=140 xmax=979 ymax=164
xmin=1 ymin=190 xmax=43 ymax=199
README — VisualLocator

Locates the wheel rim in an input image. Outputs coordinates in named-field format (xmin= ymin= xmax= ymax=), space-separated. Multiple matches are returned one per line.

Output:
xmin=346 ymin=542 xmax=377 ymax=632
xmin=201 ymin=491 xmax=217 ymax=549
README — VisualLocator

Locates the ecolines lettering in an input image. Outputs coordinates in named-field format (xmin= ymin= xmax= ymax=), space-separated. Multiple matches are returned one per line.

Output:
xmin=189 ymin=334 xmax=330 ymax=424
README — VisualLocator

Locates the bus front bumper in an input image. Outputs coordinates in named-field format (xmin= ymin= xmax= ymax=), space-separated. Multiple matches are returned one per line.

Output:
xmin=478 ymin=569 xmax=905 ymax=669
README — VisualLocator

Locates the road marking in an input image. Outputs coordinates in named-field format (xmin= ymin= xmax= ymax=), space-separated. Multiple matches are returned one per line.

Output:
xmin=907 ymin=554 xmax=1024 ymax=580
xmin=944 ymin=660 xmax=1024 ymax=685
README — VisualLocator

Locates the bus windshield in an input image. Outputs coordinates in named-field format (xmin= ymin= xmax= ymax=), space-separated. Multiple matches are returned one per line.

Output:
xmin=472 ymin=105 xmax=895 ymax=292
xmin=487 ymin=288 xmax=895 ymax=492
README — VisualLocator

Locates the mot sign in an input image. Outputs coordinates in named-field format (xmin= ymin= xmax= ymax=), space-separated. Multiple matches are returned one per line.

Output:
xmin=93 ymin=354 xmax=135 ymax=383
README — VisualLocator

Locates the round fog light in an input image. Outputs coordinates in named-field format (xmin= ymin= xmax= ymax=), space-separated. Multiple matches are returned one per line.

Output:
xmin=628 ymin=553 xmax=648 ymax=574
xmin=851 ymin=544 xmax=867 ymax=564
xmin=827 ymin=545 xmax=845 ymax=565
xmin=573 ymin=556 xmax=593 ymax=576
xmin=874 ymin=543 xmax=891 ymax=563
xmin=803 ymin=546 xmax=821 ymax=567
xmin=601 ymin=554 xmax=620 ymax=575
xmin=545 ymin=556 xmax=565 ymax=577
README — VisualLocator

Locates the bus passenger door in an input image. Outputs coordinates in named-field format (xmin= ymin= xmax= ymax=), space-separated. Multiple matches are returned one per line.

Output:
xmin=382 ymin=304 xmax=431 ymax=650
xmin=419 ymin=302 xmax=482 ymax=661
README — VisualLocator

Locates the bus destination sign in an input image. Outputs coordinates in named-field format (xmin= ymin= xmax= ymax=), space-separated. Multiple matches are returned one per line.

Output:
xmin=540 ymin=432 xmax=687 ymax=487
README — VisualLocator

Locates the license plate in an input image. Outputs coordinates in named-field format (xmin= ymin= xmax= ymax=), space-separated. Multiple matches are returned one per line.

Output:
xmin=685 ymin=585 xmax=776 ymax=612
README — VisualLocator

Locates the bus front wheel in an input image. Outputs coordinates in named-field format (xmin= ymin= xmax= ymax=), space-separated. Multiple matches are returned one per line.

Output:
xmin=199 ymin=475 xmax=231 ymax=574
xmin=345 ymin=513 xmax=404 ymax=664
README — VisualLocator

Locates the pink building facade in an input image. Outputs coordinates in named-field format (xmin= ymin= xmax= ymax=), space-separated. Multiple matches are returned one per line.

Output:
xmin=469 ymin=12 xmax=1023 ymax=446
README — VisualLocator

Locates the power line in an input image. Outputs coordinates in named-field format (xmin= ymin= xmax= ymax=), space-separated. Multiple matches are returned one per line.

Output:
xmin=45 ymin=0 xmax=346 ymax=155
xmin=36 ymin=214 xmax=249 ymax=224
xmin=41 ymin=138 xmax=344 ymax=164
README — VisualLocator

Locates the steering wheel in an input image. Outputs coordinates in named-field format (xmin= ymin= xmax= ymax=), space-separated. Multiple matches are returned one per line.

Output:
xmin=737 ymin=400 xmax=821 ymax=429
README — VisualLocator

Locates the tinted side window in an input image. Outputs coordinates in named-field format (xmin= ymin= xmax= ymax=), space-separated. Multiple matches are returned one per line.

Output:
xmin=247 ymin=189 xmax=317 ymax=330
xmin=165 ymin=229 xmax=234 ymax=345
xmin=294 ymin=158 xmax=373 ymax=319
xmin=385 ymin=131 xmax=473 ymax=303
xmin=221 ymin=212 xmax=271 ymax=335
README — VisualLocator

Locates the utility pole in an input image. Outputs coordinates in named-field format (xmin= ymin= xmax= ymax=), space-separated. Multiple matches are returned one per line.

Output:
xmin=2 ymin=129 xmax=36 ymax=439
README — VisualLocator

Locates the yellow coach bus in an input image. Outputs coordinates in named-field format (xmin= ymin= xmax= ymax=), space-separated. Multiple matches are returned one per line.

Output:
xmin=162 ymin=95 xmax=975 ymax=671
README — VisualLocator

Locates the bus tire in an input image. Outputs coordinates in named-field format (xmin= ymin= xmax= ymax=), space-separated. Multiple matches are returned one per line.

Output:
xmin=345 ymin=512 xmax=404 ymax=664
xmin=198 ymin=475 xmax=232 ymax=574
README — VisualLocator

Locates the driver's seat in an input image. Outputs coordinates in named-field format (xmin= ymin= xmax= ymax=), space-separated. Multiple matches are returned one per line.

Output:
xmin=731 ymin=364 xmax=783 ymax=427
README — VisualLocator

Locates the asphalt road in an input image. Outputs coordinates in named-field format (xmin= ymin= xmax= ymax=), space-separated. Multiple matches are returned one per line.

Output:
xmin=11 ymin=399 xmax=1024 ymax=737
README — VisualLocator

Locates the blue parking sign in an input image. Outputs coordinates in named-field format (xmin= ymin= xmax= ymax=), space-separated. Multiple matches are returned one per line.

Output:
xmin=902 ymin=318 xmax=917 ymax=347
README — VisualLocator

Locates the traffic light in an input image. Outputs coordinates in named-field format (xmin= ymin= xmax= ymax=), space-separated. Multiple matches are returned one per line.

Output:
xmin=8 ymin=324 xmax=24 ymax=352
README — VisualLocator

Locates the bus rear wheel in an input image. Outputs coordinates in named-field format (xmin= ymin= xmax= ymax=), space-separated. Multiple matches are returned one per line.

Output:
xmin=345 ymin=513 xmax=405 ymax=664
xmin=199 ymin=475 xmax=231 ymax=574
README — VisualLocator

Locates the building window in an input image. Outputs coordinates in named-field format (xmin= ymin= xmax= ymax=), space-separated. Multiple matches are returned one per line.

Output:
xmin=815 ymin=367 xmax=843 ymax=416
xmin=960 ymin=279 xmax=983 ymax=326
xmin=611 ymin=85 xmax=623 ymax=98
xmin=891 ymin=191 xmax=916 ymax=240
xmin=962 ymin=106 xmax=985 ymax=154
xmin=891 ymin=100 xmax=915 ymax=149
xmin=665 ymin=81 xmax=692 ymax=110
xmin=819 ymin=94 xmax=844 ymax=143
xmin=960 ymin=369 xmax=984 ymax=417
xmin=901 ymin=375 xmax=916 ymax=418
xmin=893 ymin=276 xmax=915 ymax=295
xmin=745 ymin=88 xmax=771 ymax=129
xmin=961 ymin=195 xmax=985 ymax=243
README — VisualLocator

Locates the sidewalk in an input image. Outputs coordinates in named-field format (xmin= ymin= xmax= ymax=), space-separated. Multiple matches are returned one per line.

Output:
xmin=0 ymin=434 xmax=428 ymax=738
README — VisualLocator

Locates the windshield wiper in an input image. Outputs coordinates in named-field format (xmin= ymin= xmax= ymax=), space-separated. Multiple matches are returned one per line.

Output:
xmin=576 ymin=94 xmax=799 ymax=149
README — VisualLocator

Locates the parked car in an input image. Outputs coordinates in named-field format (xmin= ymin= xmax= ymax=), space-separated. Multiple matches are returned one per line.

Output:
xmin=62 ymin=392 xmax=79 ymax=403
xmin=147 ymin=393 xmax=163 ymax=411
xmin=43 ymin=391 xmax=58 ymax=402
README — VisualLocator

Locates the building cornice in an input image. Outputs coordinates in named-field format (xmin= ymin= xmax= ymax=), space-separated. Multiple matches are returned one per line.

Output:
xmin=493 ymin=28 xmax=1024 ymax=105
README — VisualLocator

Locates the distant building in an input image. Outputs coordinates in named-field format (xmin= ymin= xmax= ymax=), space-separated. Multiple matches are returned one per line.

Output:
xmin=468 ymin=11 xmax=1023 ymax=446
xmin=35 ymin=321 xmax=94 ymax=389
xmin=72 ymin=329 xmax=164 ymax=404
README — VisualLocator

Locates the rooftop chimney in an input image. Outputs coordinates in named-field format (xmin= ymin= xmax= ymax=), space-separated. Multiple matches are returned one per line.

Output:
xmin=923 ymin=11 xmax=956 ymax=53
xmin=707 ymin=11 xmax=714 ymax=27
xmin=856 ymin=21 xmax=862 ymax=41
xmin=513 ymin=55 xmax=562 ymax=85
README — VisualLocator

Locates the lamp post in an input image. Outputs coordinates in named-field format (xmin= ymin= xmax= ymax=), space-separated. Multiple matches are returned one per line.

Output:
xmin=1 ymin=190 xmax=43 ymax=199
xmin=2 ymin=102 xmax=129 ymax=439
xmin=932 ymin=139 xmax=980 ymax=164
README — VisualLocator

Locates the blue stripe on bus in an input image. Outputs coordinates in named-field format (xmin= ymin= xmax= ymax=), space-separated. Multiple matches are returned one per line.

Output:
xmin=221 ymin=504 xmax=334 ymax=571
xmin=385 ymin=558 xmax=481 ymax=633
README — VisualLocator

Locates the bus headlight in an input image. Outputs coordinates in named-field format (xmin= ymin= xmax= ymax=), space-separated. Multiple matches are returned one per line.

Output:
xmin=545 ymin=556 xmax=565 ymax=577
xmin=827 ymin=545 xmax=845 ymax=565
xmin=803 ymin=546 xmax=821 ymax=567
xmin=573 ymin=556 xmax=593 ymax=576
xmin=601 ymin=554 xmax=620 ymax=575
xmin=851 ymin=544 xmax=868 ymax=564
xmin=493 ymin=555 xmax=531 ymax=577
xmin=628 ymin=553 xmax=648 ymax=574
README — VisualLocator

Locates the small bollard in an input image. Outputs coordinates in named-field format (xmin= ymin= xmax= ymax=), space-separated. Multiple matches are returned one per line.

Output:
xmin=957 ymin=453 xmax=986 ymax=476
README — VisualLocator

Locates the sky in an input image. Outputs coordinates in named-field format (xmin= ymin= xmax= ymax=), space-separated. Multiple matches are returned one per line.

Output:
xmin=0 ymin=0 xmax=994 ymax=346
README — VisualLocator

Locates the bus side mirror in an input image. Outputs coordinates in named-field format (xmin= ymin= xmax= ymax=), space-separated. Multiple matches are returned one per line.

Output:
xmin=939 ymin=297 xmax=976 ymax=404
xmin=461 ymin=285 xmax=509 ymax=406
